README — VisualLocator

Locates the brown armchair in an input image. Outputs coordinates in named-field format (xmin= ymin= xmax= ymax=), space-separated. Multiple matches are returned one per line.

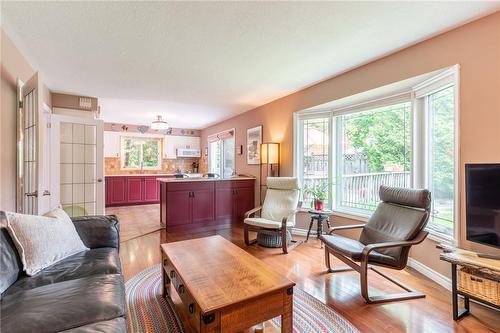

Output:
xmin=320 ymin=185 xmax=431 ymax=303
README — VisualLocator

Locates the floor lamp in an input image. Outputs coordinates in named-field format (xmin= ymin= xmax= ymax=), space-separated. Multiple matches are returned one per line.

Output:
xmin=260 ymin=142 xmax=280 ymax=203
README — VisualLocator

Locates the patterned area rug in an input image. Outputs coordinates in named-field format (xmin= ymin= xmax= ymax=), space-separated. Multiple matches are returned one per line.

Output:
xmin=126 ymin=264 xmax=360 ymax=333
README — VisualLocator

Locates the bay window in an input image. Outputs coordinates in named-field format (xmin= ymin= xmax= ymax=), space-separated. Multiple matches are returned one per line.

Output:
xmin=295 ymin=67 xmax=458 ymax=239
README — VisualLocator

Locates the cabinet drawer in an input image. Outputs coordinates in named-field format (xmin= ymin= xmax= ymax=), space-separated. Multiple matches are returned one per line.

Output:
xmin=215 ymin=180 xmax=254 ymax=189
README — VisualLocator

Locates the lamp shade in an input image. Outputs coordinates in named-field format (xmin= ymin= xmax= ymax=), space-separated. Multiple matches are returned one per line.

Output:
xmin=261 ymin=143 xmax=279 ymax=164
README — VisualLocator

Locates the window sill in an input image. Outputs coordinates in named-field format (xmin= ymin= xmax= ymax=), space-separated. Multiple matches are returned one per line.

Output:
xmin=425 ymin=229 xmax=456 ymax=245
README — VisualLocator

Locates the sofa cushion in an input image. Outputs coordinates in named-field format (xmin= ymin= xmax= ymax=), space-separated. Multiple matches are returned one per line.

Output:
xmin=5 ymin=248 xmax=121 ymax=295
xmin=59 ymin=317 xmax=127 ymax=333
xmin=5 ymin=208 xmax=89 ymax=276
xmin=1 ymin=274 xmax=125 ymax=333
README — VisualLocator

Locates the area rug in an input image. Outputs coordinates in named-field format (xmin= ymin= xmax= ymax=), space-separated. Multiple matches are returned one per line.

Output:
xmin=126 ymin=264 xmax=360 ymax=333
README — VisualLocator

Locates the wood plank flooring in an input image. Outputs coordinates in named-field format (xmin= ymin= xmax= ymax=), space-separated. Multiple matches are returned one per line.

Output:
xmin=119 ymin=207 xmax=500 ymax=333
xmin=106 ymin=204 xmax=161 ymax=242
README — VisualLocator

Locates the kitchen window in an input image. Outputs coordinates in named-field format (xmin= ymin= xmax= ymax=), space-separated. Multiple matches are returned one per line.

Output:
xmin=208 ymin=129 xmax=235 ymax=178
xmin=295 ymin=66 xmax=458 ymax=240
xmin=121 ymin=137 xmax=161 ymax=170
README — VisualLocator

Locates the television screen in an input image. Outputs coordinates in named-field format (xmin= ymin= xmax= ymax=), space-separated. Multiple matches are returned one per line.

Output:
xmin=466 ymin=164 xmax=500 ymax=248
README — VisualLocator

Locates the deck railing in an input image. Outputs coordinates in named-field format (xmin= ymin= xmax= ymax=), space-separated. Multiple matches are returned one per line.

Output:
xmin=303 ymin=171 xmax=411 ymax=210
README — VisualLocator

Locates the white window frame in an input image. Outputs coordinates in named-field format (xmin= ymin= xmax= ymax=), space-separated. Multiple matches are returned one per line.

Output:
xmin=207 ymin=128 xmax=235 ymax=177
xmin=120 ymin=136 xmax=162 ymax=170
xmin=294 ymin=65 xmax=460 ymax=243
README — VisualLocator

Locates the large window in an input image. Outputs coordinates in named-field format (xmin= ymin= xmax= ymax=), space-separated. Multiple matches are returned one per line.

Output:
xmin=208 ymin=130 xmax=235 ymax=178
xmin=295 ymin=68 xmax=458 ymax=239
xmin=121 ymin=137 xmax=161 ymax=170
xmin=337 ymin=102 xmax=412 ymax=213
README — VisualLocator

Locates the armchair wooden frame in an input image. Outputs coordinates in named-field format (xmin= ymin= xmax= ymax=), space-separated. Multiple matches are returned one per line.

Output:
xmin=244 ymin=205 xmax=302 ymax=254
xmin=324 ymin=224 xmax=429 ymax=304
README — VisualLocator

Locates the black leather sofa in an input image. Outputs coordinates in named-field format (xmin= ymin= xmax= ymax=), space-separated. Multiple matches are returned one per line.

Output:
xmin=0 ymin=214 xmax=127 ymax=333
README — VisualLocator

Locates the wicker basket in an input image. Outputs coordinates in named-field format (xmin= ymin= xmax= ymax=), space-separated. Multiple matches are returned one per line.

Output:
xmin=458 ymin=268 xmax=500 ymax=305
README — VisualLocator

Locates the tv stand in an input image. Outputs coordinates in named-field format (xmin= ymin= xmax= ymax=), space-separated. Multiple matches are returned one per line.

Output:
xmin=437 ymin=244 xmax=500 ymax=320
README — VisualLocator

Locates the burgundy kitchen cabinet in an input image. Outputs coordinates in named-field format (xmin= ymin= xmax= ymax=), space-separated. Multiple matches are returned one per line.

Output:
xmin=143 ymin=177 xmax=160 ymax=202
xmin=126 ymin=177 xmax=143 ymax=203
xmin=161 ymin=178 xmax=255 ymax=230
xmin=215 ymin=180 xmax=255 ymax=222
xmin=105 ymin=175 xmax=165 ymax=207
xmin=108 ymin=177 xmax=127 ymax=205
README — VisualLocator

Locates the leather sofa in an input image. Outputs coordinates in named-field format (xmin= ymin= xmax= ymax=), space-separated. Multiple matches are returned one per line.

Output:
xmin=0 ymin=214 xmax=127 ymax=333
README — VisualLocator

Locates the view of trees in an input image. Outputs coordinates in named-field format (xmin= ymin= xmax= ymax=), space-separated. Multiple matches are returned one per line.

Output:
xmin=122 ymin=138 xmax=160 ymax=169
xmin=343 ymin=102 xmax=412 ymax=173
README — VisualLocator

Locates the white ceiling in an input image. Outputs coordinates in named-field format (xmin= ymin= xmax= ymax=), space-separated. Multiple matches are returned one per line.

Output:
xmin=2 ymin=2 xmax=499 ymax=129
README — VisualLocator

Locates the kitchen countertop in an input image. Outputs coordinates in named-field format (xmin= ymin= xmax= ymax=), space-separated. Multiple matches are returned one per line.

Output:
xmin=105 ymin=173 xmax=198 ymax=177
xmin=158 ymin=176 xmax=256 ymax=183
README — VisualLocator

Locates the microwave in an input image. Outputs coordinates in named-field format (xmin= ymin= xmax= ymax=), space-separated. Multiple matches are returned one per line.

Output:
xmin=177 ymin=149 xmax=201 ymax=158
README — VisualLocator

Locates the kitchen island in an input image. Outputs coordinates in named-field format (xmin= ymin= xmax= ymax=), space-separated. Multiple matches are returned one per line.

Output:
xmin=159 ymin=177 xmax=256 ymax=230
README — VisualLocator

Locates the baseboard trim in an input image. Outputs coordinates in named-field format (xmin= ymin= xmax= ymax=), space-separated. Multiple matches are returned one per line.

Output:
xmin=407 ymin=258 xmax=452 ymax=291
xmin=292 ymin=227 xmax=314 ymax=237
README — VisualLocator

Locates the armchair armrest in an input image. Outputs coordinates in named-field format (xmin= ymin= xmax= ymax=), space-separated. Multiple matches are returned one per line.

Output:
xmin=327 ymin=224 xmax=365 ymax=235
xmin=244 ymin=206 xmax=262 ymax=219
xmin=281 ymin=207 xmax=302 ymax=226
xmin=360 ymin=231 xmax=428 ymax=259
xmin=72 ymin=215 xmax=120 ymax=250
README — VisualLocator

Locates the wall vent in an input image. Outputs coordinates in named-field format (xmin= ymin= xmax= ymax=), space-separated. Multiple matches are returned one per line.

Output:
xmin=79 ymin=97 xmax=92 ymax=109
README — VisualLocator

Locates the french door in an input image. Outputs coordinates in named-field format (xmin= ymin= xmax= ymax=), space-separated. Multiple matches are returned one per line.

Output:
xmin=50 ymin=115 xmax=104 ymax=217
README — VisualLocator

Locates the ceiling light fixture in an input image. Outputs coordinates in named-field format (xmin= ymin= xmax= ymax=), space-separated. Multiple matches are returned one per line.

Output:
xmin=151 ymin=115 xmax=169 ymax=130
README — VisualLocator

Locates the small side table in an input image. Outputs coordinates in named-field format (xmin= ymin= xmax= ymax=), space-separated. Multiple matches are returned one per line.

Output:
xmin=438 ymin=244 xmax=500 ymax=320
xmin=306 ymin=209 xmax=332 ymax=248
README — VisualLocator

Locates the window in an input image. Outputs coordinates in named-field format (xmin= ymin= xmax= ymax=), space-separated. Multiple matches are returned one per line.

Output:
xmin=295 ymin=67 xmax=458 ymax=239
xmin=121 ymin=137 xmax=161 ymax=170
xmin=208 ymin=130 xmax=235 ymax=178
xmin=337 ymin=102 xmax=412 ymax=213
xmin=422 ymin=85 xmax=456 ymax=237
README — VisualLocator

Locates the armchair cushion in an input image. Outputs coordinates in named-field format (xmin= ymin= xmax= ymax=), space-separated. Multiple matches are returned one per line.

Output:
xmin=261 ymin=177 xmax=300 ymax=225
xmin=320 ymin=234 xmax=398 ymax=267
xmin=244 ymin=217 xmax=294 ymax=229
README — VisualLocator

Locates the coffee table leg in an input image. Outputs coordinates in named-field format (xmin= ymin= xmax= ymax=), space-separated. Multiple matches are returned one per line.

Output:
xmin=281 ymin=288 xmax=293 ymax=333
xmin=162 ymin=263 xmax=170 ymax=297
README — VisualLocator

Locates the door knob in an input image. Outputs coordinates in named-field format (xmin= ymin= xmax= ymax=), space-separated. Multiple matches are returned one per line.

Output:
xmin=97 ymin=178 xmax=103 ymax=183
xmin=25 ymin=191 xmax=38 ymax=197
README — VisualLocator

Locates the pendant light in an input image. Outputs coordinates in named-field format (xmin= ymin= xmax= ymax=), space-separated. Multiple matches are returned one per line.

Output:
xmin=151 ymin=115 xmax=169 ymax=130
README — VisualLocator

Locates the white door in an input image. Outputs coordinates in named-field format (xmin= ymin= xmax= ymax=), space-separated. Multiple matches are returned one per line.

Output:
xmin=18 ymin=72 xmax=51 ymax=214
xmin=51 ymin=114 xmax=104 ymax=217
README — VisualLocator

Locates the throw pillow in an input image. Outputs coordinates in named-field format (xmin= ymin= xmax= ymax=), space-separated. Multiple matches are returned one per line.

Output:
xmin=6 ymin=208 xmax=89 ymax=276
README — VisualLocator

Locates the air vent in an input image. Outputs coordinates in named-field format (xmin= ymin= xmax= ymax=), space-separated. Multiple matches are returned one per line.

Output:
xmin=79 ymin=97 xmax=92 ymax=109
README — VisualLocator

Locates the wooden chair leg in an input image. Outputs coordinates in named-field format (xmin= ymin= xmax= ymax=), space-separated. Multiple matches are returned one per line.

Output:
xmin=244 ymin=224 xmax=257 ymax=246
xmin=360 ymin=260 xmax=370 ymax=302
xmin=281 ymin=228 xmax=288 ymax=254
xmin=325 ymin=247 xmax=332 ymax=272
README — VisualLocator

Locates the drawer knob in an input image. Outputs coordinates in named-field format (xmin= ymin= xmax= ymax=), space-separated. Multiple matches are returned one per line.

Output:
xmin=188 ymin=303 xmax=194 ymax=314
xmin=170 ymin=270 xmax=175 ymax=278
xmin=178 ymin=284 xmax=185 ymax=293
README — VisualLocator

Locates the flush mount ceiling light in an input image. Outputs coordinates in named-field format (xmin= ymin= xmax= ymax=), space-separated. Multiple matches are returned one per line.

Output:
xmin=150 ymin=115 xmax=169 ymax=130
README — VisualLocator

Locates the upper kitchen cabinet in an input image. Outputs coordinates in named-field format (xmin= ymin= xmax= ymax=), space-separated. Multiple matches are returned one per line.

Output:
xmin=164 ymin=135 xmax=201 ymax=159
xmin=104 ymin=131 xmax=121 ymax=157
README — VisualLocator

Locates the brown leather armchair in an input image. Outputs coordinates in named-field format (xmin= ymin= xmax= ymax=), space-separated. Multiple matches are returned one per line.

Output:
xmin=320 ymin=185 xmax=431 ymax=303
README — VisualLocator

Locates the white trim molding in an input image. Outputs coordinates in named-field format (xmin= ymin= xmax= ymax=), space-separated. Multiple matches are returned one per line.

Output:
xmin=407 ymin=258 xmax=452 ymax=291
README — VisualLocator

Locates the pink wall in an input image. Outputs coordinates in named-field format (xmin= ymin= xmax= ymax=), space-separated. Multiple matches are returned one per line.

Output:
xmin=201 ymin=12 xmax=500 ymax=275
xmin=0 ymin=30 xmax=35 ymax=211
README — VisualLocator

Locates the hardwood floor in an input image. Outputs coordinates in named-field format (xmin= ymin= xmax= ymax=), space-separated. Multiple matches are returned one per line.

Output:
xmin=120 ymin=220 xmax=500 ymax=333
xmin=106 ymin=204 xmax=161 ymax=242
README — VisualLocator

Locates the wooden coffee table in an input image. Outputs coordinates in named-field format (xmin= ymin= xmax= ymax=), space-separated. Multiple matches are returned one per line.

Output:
xmin=161 ymin=235 xmax=295 ymax=333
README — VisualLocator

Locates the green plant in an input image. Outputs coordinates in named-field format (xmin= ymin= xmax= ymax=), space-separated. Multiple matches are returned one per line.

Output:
xmin=305 ymin=183 xmax=328 ymax=201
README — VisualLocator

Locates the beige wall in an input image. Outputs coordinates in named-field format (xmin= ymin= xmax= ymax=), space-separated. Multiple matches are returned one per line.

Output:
xmin=0 ymin=30 xmax=35 ymax=211
xmin=201 ymin=12 xmax=500 ymax=277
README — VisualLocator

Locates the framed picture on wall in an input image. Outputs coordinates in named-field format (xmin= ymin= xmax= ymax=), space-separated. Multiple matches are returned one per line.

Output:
xmin=247 ymin=125 xmax=262 ymax=165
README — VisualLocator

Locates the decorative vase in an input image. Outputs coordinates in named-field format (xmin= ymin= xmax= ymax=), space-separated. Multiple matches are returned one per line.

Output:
xmin=314 ymin=199 xmax=324 ymax=211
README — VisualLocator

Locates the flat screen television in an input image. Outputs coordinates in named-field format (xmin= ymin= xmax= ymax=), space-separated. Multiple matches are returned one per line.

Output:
xmin=465 ymin=163 xmax=500 ymax=248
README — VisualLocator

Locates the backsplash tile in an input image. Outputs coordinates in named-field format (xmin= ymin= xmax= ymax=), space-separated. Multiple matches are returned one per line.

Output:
xmin=105 ymin=157 xmax=200 ymax=175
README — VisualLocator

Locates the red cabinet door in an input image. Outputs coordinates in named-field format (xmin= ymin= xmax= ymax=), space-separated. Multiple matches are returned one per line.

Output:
xmin=166 ymin=190 xmax=192 ymax=226
xmin=109 ymin=177 xmax=127 ymax=205
xmin=126 ymin=177 xmax=143 ymax=203
xmin=144 ymin=177 xmax=159 ymax=203
xmin=192 ymin=188 xmax=215 ymax=224
xmin=105 ymin=178 xmax=111 ymax=206
xmin=215 ymin=187 xmax=234 ymax=221
xmin=235 ymin=186 xmax=255 ymax=220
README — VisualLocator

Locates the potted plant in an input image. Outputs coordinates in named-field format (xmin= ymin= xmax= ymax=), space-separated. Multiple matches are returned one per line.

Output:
xmin=305 ymin=183 xmax=328 ymax=211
